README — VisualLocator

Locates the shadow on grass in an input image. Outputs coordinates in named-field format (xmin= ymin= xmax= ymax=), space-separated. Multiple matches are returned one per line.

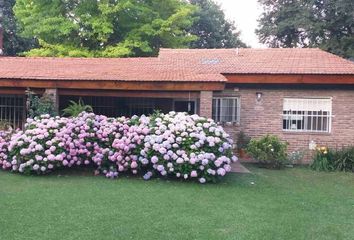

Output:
xmin=0 ymin=164 xmax=264 ymax=188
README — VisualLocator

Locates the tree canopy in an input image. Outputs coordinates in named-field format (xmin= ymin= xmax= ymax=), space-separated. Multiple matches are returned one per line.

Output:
xmin=189 ymin=0 xmax=246 ymax=48
xmin=256 ymin=0 xmax=354 ymax=59
xmin=0 ymin=0 xmax=36 ymax=56
xmin=14 ymin=0 xmax=197 ymax=57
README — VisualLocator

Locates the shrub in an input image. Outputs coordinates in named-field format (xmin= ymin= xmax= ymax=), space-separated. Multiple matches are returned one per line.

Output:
xmin=310 ymin=146 xmax=334 ymax=171
xmin=310 ymin=146 xmax=354 ymax=172
xmin=26 ymin=89 xmax=58 ymax=118
xmin=288 ymin=150 xmax=305 ymax=164
xmin=0 ymin=130 xmax=12 ymax=168
xmin=0 ymin=112 xmax=238 ymax=183
xmin=246 ymin=135 xmax=288 ymax=169
xmin=333 ymin=147 xmax=354 ymax=172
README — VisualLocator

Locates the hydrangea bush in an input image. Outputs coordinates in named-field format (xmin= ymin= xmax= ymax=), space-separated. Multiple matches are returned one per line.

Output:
xmin=0 ymin=112 xmax=238 ymax=183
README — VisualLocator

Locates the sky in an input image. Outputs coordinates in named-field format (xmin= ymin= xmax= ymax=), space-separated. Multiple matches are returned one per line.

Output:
xmin=214 ymin=0 xmax=264 ymax=48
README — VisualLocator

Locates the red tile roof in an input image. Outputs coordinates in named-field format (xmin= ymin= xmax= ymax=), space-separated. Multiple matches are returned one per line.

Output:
xmin=159 ymin=48 xmax=354 ymax=75
xmin=0 ymin=48 xmax=353 ymax=84
xmin=0 ymin=57 xmax=226 ymax=82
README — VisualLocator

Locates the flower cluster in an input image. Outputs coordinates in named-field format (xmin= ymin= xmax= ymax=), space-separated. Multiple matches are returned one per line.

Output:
xmin=0 ymin=112 xmax=237 ymax=183
xmin=0 ymin=130 xmax=12 ymax=169
xmin=316 ymin=146 xmax=328 ymax=155
xmin=139 ymin=112 xmax=236 ymax=183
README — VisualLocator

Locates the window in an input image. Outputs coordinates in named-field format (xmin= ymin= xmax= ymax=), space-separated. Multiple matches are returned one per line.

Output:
xmin=282 ymin=98 xmax=332 ymax=133
xmin=127 ymin=98 xmax=155 ymax=116
xmin=0 ymin=95 xmax=25 ymax=129
xmin=212 ymin=97 xmax=240 ymax=123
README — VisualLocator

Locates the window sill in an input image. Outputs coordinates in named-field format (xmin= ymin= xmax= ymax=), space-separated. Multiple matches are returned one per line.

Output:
xmin=218 ymin=122 xmax=240 ymax=127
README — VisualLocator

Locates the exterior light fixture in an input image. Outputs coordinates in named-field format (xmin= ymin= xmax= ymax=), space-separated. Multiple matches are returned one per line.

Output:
xmin=256 ymin=92 xmax=263 ymax=101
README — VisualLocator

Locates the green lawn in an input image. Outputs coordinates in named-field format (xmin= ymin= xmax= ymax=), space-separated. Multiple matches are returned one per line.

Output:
xmin=0 ymin=166 xmax=353 ymax=240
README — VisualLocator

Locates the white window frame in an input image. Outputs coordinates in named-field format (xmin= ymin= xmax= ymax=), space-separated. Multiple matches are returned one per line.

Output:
xmin=212 ymin=97 xmax=240 ymax=124
xmin=282 ymin=97 xmax=333 ymax=133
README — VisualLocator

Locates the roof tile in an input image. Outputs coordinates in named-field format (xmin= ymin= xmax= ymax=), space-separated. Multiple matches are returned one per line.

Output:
xmin=0 ymin=48 xmax=353 ymax=84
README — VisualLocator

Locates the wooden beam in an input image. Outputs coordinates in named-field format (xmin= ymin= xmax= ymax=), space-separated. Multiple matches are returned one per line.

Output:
xmin=0 ymin=87 xmax=44 ymax=95
xmin=59 ymin=89 xmax=200 ymax=99
xmin=0 ymin=79 xmax=225 ymax=91
xmin=224 ymin=74 xmax=354 ymax=84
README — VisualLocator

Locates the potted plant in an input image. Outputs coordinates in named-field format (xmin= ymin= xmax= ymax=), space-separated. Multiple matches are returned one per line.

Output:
xmin=236 ymin=131 xmax=251 ymax=158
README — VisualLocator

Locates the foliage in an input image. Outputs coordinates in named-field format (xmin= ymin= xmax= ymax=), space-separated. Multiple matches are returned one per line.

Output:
xmin=0 ymin=0 xmax=37 ymax=56
xmin=310 ymin=146 xmax=354 ymax=172
xmin=246 ymin=135 xmax=288 ymax=169
xmin=0 ymin=112 xmax=238 ymax=183
xmin=256 ymin=0 xmax=354 ymax=59
xmin=310 ymin=146 xmax=334 ymax=171
xmin=333 ymin=147 xmax=354 ymax=172
xmin=62 ymin=99 xmax=93 ymax=117
xmin=236 ymin=131 xmax=251 ymax=150
xmin=0 ymin=121 xmax=11 ymax=131
xmin=189 ymin=0 xmax=247 ymax=48
xmin=288 ymin=150 xmax=305 ymax=164
xmin=26 ymin=89 xmax=57 ymax=118
xmin=14 ymin=0 xmax=197 ymax=57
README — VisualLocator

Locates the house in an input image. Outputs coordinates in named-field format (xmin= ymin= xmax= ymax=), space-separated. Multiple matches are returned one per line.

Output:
xmin=0 ymin=48 xmax=354 ymax=163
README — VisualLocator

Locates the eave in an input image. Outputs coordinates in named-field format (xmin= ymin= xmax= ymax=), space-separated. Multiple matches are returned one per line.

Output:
xmin=0 ymin=78 xmax=225 ymax=91
xmin=223 ymin=74 xmax=354 ymax=85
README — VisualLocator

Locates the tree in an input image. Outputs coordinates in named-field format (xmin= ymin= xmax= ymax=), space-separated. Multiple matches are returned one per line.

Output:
xmin=189 ymin=0 xmax=247 ymax=48
xmin=256 ymin=0 xmax=354 ymax=59
xmin=0 ymin=0 xmax=36 ymax=56
xmin=14 ymin=0 xmax=197 ymax=57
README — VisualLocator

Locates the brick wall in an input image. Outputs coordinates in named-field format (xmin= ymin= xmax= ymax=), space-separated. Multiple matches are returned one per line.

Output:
xmin=199 ymin=91 xmax=213 ymax=118
xmin=217 ymin=86 xmax=354 ymax=164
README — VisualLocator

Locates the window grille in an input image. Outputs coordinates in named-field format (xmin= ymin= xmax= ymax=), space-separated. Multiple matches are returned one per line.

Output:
xmin=60 ymin=96 xmax=122 ymax=117
xmin=127 ymin=98 xmax=155 ymax=116
xmin=282 ymin=98 xmax=332 ymax=133
xmin=0 ymin=95 xmax=25 ymax=129
xmin=212 ymin=97 xmax=240 ymax=123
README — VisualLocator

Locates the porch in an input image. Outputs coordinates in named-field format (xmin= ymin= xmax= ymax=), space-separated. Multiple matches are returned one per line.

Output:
xmin=0 ymin=89 xmax=214 ymax=129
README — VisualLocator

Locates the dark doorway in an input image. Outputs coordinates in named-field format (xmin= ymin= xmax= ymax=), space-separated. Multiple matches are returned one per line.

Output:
xmin=174 ymin=101 xmax=196 ymax=114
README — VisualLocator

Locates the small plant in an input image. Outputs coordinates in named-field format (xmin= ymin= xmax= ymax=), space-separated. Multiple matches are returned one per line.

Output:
xmin=236 ymin=131 xmax=251 ymax=158
xmin=310 ymin=146 xmax=354 ymax=172
xmin=246 ymin=135 xmax=288 ymax=169
xmin=236 ymin=131 xmax=251 ymax=150
xmin=310 ymin=146 xmax=334 ymax=171
xmin=62 ymin=99 xmax=93 ymax=117
xmin=288 ymin=150 xmax=305 ymax=164
xmin=26 ymin=89 xmax=57 ymax=118
xmin=333 ymin=147 xmax=354 ymax=172
xmin=0 ymin=121 xmax=12 ymax=131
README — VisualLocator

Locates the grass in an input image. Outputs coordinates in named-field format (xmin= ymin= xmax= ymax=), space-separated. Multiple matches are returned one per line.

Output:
xmin=0 ymin=165 xmax=353 ymax=240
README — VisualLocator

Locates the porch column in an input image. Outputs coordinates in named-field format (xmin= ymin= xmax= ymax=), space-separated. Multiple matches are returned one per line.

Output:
xmin=44 ymin=88 xmax=59 ymax=114
xmin=199 ymin=91 xmax=213 ymax=118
